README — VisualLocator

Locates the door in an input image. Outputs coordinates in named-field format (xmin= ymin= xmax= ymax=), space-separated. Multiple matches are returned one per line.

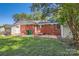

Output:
xmin=27 ymin=30 xmax=33 ymax=35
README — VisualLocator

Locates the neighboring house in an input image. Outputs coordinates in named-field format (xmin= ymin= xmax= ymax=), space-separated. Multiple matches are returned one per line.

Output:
xmin=0 ymin=26 xmax=5 ymax=35
xmin=11 ymin=20 xmax=61 ymax=38
xmin=0 ymin=25 xmax=12 ymax=35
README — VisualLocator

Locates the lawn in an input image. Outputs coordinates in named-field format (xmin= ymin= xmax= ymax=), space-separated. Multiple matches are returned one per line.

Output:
xmin=0 ymin=36 xmax=77 ymax=56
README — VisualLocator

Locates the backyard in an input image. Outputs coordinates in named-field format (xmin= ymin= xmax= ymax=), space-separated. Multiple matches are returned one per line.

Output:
xmin=0 ymin=36 xmax=78 ymax=56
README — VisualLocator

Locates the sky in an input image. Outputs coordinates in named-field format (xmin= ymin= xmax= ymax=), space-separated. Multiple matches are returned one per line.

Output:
xmin=0 ymin=3 xmax=32 ymax=25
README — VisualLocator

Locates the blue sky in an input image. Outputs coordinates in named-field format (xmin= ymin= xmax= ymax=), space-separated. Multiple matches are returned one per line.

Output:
xmin=0 ymin=3 xmax=32 ymax=25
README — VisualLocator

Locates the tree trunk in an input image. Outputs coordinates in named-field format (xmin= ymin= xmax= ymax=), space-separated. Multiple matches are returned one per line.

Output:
xmin=73 ymin=32 xmax=79 ymax=49
xmin=67 ymin=19 xmax=79 ymax=49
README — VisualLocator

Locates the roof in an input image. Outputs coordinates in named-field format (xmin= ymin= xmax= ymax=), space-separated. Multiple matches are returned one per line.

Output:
xmin=14 ymin=20 xmax=58 ymax=25
xmin=14 ymin=20 xmax=34 ymax=25
xmin=0 ymin=24 xmax=13 ymax=28
xmin=35 ymin=20 xmax=58 ymax=25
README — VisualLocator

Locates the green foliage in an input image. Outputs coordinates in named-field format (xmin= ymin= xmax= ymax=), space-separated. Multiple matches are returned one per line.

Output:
xmin=32 ymin=11 xmax=43 ymax=20
xmin=31 ymin=3 xmax=79 ymax=24
xmin=13 ymin=13 xmax=32 ymax=22
xmin=31 ymin=3 xmax=58 ymax=20
xmin=53 ymin=4 xmax=79 ymax=25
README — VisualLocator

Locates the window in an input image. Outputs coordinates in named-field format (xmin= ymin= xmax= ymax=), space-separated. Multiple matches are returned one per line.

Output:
xmin=16 ymin=26 xmax=19 ymax=28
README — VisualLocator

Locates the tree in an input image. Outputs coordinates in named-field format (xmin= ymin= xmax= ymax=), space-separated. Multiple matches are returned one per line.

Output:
xmin=31 ymin=3 xmax=57 ymax=20
xmin=31 ymin=3 xmax=79 ymax=49
xmin=13 ymin=13 xmax=32 ymax=22
xmin=32 ymin=11 xmax=43 ymax=20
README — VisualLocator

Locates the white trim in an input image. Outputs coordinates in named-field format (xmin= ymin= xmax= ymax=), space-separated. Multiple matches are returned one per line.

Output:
xmin=11 ymin=25 xmax=20 ymax=35
xmin=40 ymin=25 xmax=42 ymax=28
xmin=35 ymin=26 xmax=37 ymax=34
xmin=38 ymin=23 xmax=58 ymax=25
xmin=60 ymin=25 xmax=64 ymax=38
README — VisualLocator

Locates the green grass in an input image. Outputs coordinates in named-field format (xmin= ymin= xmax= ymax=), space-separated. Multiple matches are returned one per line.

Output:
xmin=0 ymin=36 xmax=77 ymax=56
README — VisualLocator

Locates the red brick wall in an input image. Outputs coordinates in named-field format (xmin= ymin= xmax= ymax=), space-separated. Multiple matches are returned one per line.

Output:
xmin=20 ymin=25 xmax=34 ymax=35
xmin=40 ymin=24 xmax=61 ymax=36
xmin=20 ymin=24 xmax=61 ymax=36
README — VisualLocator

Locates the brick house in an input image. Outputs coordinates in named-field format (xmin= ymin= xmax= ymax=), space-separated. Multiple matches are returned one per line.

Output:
xmin=11 ymin=20 xmax=62 ymax=38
